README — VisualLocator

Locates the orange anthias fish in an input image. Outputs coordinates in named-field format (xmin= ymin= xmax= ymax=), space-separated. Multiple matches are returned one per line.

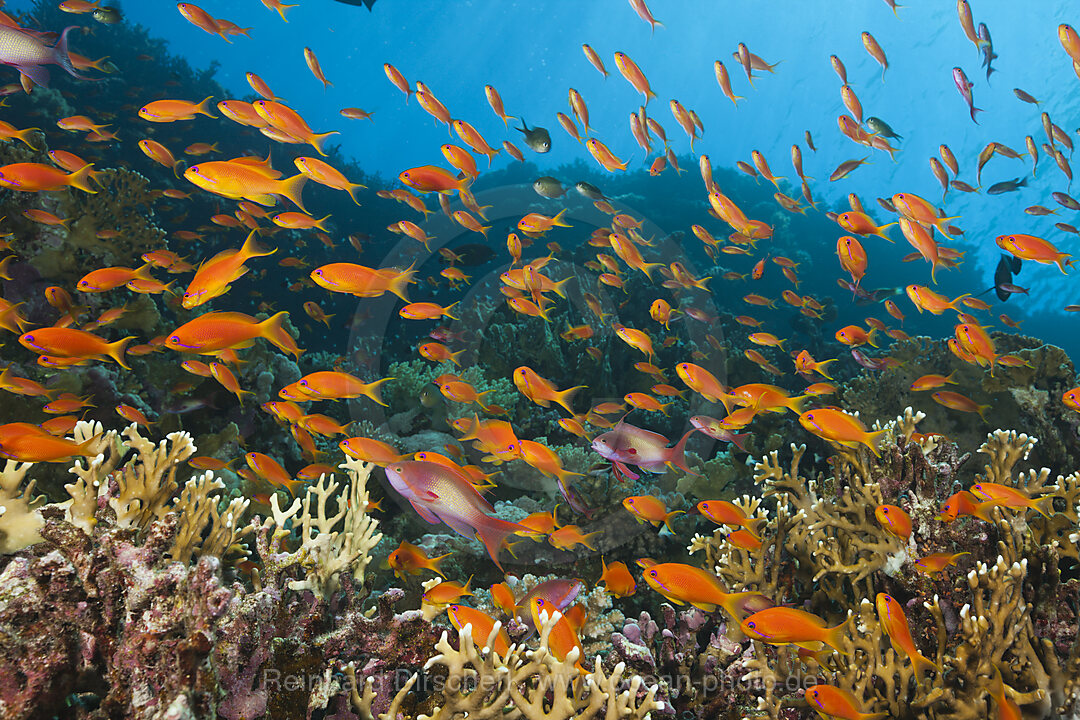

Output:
xmin=182 ymin=231 xmax=274 ymax=308
xmin=913 ymin=552 xmax=970 ymax=576
xmin=741 ymin=606 xmax=851 ymax=654
xmin=643 ymin=562 xmax=772 ymax=616
xmin=513 ymin=366 xmax=584 ymax=414
xmin=875 ymin=593 xmax=939 ymax=680
xmin=387 ymin=540 xmax=449 ymax=580
xmin=0 ymin=162 xmax=97 ymax=193
xmin=185 ymin=159 xmax=308 ymax=211
xmin=20 ymin=327 xmax=132 ymax=368
xmin=697 ymin=500 xmax=764 ymax=534
xmin=874 ymin=504 xmax=912 ymax=540
xmin=447 ymin=604 xmax=510 ymax=656
xmin=599 ymin=557 xmax=636 ymax=597
xmin=995 ymin=233 xmax=1072 ymax=273
xmin=0 ymin=422 xmax=100 ymax=463
xmin=165 ymin=311 xmax=303 ymax=358
xmin=528 ymin=596 xmax=586 ymax=673
xmin=805 ymin=685 xmax=887 ymax=720
xmin=622 ymin=495 xmax=684 ymax=532
xmin=799 ymin=407 xmax=887 ymax=456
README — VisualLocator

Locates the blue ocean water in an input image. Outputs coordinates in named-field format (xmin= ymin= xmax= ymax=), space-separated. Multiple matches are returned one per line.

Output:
xmin=7 ymin=0 xmax=1077 ymax=354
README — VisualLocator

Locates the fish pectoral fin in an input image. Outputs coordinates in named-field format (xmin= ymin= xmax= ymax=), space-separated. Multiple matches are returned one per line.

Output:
xmin=690 ymin=602 xmax=718 ymax=612
xmin=409 ymin=500 xmax=441 ymax=525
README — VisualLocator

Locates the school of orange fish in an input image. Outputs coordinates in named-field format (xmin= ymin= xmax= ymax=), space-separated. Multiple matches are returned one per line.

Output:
xmin=3 ymin=0 xmax=1080 ymax=716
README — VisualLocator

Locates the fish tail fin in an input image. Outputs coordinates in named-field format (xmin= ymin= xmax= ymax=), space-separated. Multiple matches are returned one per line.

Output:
xmin=387 ymin=265 xmax=416 ymax=303
xmin=259 ymin=311 xmax=304 ymax=359
xmin=745 ymin=516 xmax=765 ymax=535
xmin=785 ymin=393 xmax=811 ymax=414
xmin=239 ymin=229 xmax=275 ymax=260
xmin=362 ymin=377 xmax=392 ymax=407
xmin=662 ymin=510 xmax=685 ymax=533
xmin=866 ymin=428 xmax=888 ymax=457
xmin=276 ymin=3 xmax=299 ymax=21
xmin=971 ymin=106 xmax=983 ymax=124
xmin=107 ymin=336 xmax=133 ymax=369
xmin=911 ymin=650 xmax=941 ymax=680
xmin=667 ymin=428 xmax=698 ymax=475
xmin=15 ymin=127 xmax=39 ymax=150
xmin=67 ymin=163 xmax=98 ymax=194
xmin=866 ymin=326 xmax=880 ymax=348
xmin=314 ymin=214 xmax=332 ymax=232
xmin=817 ymin=359 xmax=837 ymax=380
xmin=473 ymin=515 xmax=527 ymax=569
xmin=550 ymin=208 xmax=572 ymax=228
xmin=309 ymin=131 xmax=341 ymax=157
xmin=346 ymin=181 xmax=365 ymax=206
xmin=278 ymin=172 xmax=309 ymax=213
xmin=646 ymin=88 xmax=658 ymax=104
xmin=194 ymin=96 xmax=217 ymax=118
xmin=1031 ymin=494 xmax=1056 ymax=519
xmin=53 ymin=27 xmax=87 ymax=80
xmin=554 ymin=385 xmax=586 ymax=415
xmin=824 ymin=615 xmax=853 ymax=655
xmin=551 ymin=275 xmax=574 ymax=300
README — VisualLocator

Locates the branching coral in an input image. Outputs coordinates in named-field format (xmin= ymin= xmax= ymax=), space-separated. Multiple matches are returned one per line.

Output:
xmin=348 ymin=610 xmax=664 ymax=720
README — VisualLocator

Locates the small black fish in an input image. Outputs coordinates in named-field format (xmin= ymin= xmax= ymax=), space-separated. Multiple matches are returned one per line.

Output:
xmin=516 ymin=120 xmax=551 ymax=153
xmin=993 ymin=253 xmax=1022 ymax=301
xmin=987 ymin=176 xmax=1027 ymax=194
xmin=332 ymin=0 xmax=377 ymax=8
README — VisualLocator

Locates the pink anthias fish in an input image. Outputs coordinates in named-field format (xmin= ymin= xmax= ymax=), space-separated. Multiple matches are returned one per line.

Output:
xmin=383 ymin=460 xmax=529 ymax=569
xmin=591 ymin=419 xmax=698 ymax=481
xmin=952 ymin=67 xmax=982 ymax=124
xmin=690 ymin=415 xmax=750 ymax=453
xmin=0 ymin=25 xmax=85 ymax=87
xmin=517 ymin=578 xmax=585 ymax=633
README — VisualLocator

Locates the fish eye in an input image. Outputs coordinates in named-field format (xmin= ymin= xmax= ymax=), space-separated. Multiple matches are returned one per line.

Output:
xmin=747 ymin=621 xmax=756 ymax=629
xmin=24 ymin=334 xmax=32 ymax=341
xmin=882 ymin=507 xmax=889 ymax=514
xmin=169 ymin=335 xmax=180 ymax=343
xmin=649 ymin=570 xmax=657 ymax=577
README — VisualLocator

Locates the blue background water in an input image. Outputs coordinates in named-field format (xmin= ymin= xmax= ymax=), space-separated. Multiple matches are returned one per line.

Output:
xmin=9 ymin=0 xmax=1079 ymax=357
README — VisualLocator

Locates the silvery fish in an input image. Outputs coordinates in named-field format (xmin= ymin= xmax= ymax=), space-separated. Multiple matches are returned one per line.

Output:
xmin=866 ymin=116 xmax=902 ymax=140
xmin=532 ymin=176 xmax=565 ymax=198
xmin=952 ymin=67 xmax=982 ymax=123
xmin=0 ymin=25 xmax=85 ymax=87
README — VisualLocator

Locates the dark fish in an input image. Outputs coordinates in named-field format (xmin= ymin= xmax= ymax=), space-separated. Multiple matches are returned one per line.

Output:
xmin=575 ymin=180 xmax=604 ymax=200
xmin=516 ymin=120 xmax=551 ymax=153
xmin=1053 ymin=191 xmax=1080 ymax=210
xmin=876 ymin=196 xmax=897 ymax=213
xmin=987 ymin=176 xmax=1027 ymax=195
xmin=533 ymin=176 xmax=565 ymax=198
xmin=866 ymin=116 xmax=902 ymax=140
xmin=1056 ymin=222 xmax=1079 ymax=235
xmin=950 ymin=180 xmax=979 ymax=193
xmin=993 ymin=253 xmax=1021 ymax=301
xmin=997 ymin=283 xmax=1029 ymax=296
xmin=449 ymin=243 xmax=495 ymax=266
xmin=977 ymin=23 xmax=997 ymax=81
xmin=92 ymin=6 xmax=122 ymax=23
xmin=333 ymin=0 xmax=377 ymax=7
xmin=1013 ymin=88 xmax=1039 ymax=105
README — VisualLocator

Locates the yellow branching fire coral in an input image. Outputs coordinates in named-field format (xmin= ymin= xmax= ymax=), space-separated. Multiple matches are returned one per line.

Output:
xmin=346 ymin=609 xmax=664 ymax=720
xmin=690 ymin=408 xmax=1080 ymax=719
